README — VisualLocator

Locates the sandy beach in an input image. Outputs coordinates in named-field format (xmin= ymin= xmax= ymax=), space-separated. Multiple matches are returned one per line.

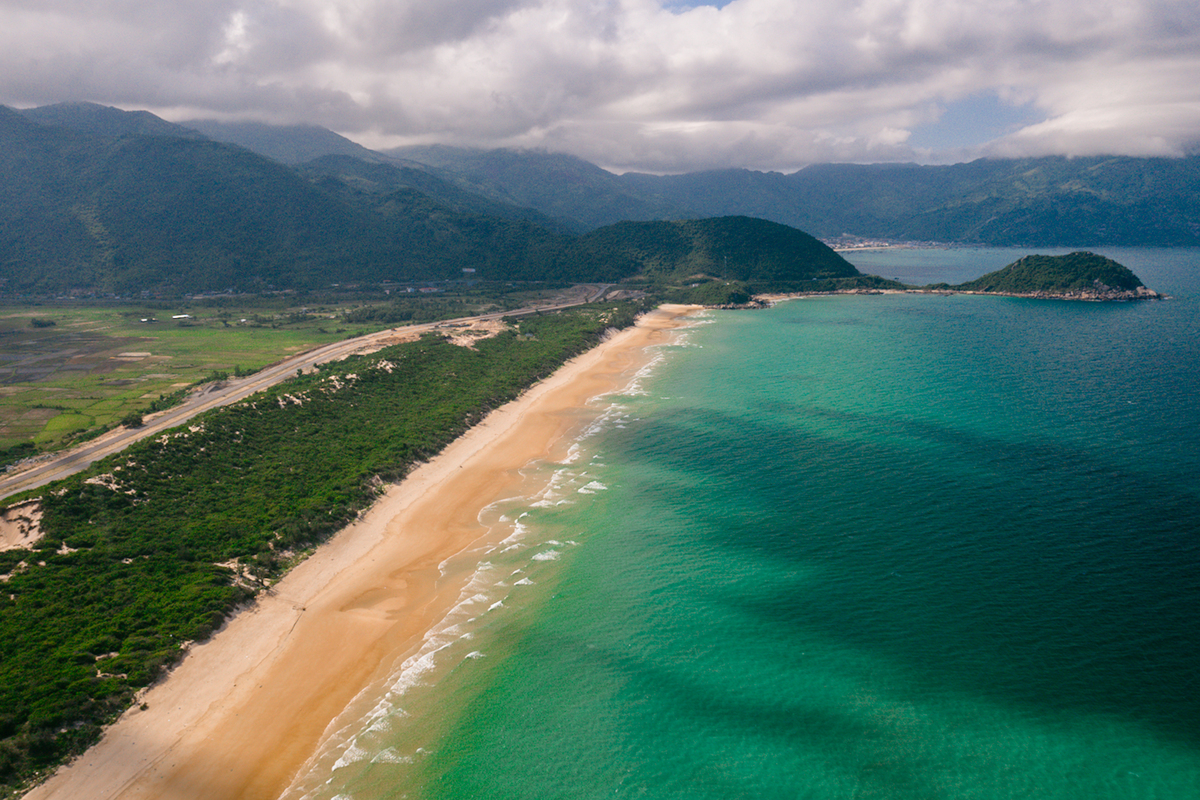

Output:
xmin=22 ymin=305 xmax=696 ymax=800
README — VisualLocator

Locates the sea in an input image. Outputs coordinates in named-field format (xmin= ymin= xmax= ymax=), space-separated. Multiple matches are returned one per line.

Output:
xmin=285 ymin=247 xmax=1200 ymax=800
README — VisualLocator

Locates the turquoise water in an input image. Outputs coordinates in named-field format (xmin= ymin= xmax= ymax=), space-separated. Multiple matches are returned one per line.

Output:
xmin=290 ymin=248 xmax=1200 ymax=800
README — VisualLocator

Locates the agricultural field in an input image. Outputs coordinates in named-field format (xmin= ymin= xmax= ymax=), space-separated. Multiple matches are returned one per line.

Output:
xmin=0 ymin=285 xmax=558 ymax=457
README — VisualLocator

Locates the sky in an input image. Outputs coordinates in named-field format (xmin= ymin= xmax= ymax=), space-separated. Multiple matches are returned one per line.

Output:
xmin=2 ymin=0 xmax=1199 ymax=173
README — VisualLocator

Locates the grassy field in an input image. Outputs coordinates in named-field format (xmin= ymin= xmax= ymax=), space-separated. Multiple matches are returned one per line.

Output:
xmin=0 ymin=286 xmax=559 ymax=455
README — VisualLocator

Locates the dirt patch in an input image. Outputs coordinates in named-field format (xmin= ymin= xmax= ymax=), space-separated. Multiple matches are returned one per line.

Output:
xmin=356 ymin=319 xmax=508 ymax=355
xmin=444 ymin=319 xmax=506 ymax=348
xmin=0 ymin=499 xmax=43 ymax=552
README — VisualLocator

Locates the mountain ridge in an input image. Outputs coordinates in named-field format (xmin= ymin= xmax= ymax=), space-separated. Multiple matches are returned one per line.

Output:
xmin=2 ymin=105 xmax=854 ymax=295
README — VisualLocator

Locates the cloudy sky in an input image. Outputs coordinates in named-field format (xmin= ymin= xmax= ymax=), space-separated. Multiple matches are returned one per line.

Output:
xmin=3 ymin=0 xmax=1199 ymax=172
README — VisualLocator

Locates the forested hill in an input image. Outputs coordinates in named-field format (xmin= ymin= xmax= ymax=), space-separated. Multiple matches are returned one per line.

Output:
xmin=952 ymin=252 xmax=1157 ymax=299
xmin=580 ymin=217 xmax=859 ymax=284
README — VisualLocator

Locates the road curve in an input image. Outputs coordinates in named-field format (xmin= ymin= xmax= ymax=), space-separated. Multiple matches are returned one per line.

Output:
xmin=0 ymin=287 xmax=613 ymax=502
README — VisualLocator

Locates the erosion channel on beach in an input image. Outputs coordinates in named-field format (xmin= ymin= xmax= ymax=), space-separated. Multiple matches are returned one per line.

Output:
xmin=23 ymin=305 xmax=698 ymax=800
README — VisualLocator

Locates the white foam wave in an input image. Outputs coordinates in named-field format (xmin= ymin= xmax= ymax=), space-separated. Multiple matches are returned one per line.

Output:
xmin=533 ymin=550 xmax=561 ymax=561
xmin=370 ymin=748 xmax=413 ymax=765
xmin=332 ymin=743 xmax=369 ymax=770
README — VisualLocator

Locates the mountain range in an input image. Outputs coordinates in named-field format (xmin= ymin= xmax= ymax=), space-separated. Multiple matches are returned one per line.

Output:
xmin=2 ymin=102 xmax=1198 ymax=295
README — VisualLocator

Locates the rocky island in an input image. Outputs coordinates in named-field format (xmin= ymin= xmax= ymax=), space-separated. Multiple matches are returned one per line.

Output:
xmin=940 ymin=251 xmax=1161 ymax=300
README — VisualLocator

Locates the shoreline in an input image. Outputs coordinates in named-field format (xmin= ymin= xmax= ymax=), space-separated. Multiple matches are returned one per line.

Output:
xmin=23 ymin=304 xmax=699 ymax=800
xmin=751 ymin=286 xmax=1162 ymax=305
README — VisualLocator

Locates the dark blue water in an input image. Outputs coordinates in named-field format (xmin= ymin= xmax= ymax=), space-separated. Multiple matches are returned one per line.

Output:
xmin=291 ymin=248 xmax=1200 ymax=800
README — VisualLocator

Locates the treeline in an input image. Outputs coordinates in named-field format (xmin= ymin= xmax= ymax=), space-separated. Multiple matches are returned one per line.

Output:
xmin=0 ymin=303 xmax=639 ymax=792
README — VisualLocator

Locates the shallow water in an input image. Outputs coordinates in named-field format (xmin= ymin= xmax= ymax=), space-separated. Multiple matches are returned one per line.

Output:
xmin=287 ymin=248 xmax=1200 ymax=800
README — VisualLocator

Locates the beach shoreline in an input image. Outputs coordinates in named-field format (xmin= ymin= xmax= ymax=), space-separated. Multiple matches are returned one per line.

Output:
xmin=23 ymin=304 xmax=698 ymax=800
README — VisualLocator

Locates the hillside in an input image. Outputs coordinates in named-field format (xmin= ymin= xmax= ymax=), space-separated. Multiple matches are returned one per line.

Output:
xmin=296 ymin=155 xmax=573 ymax=231
xmin=951 ymin=252 xmax=1159 ymax=299
xmin=24 ymin=108 xmax=1195 ymax=248
xmin=401 ymin=147 xmax=1200 ymax=246
xmin=386 ymin=145 xmax=697 ymax=230
xmin=179 ymin=119 xmax=390 ymax=166
xmin=23 ymin=108 xmax=1197 ymax=249
xmin=0 ymin=107 xmax=618 ymax=293
xmin=580 ymin=216 xmax=859 ymax=285
xmin=19 ymin=102 xmax=205 ymax=141
xmin=2 ymin=106 xmax=886 ymax=296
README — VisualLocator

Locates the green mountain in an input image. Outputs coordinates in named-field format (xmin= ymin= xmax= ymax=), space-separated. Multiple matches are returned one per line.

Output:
xmin=580 ymin=216 xmax=858 ymax=284
xmin=30 ymin=109 xmax=1194 ymax=248
xmin=0 ymin=107 xmax=616 ymax=293
xmin=2 ymin=106 xmax=873 ymax=296
xmin=401 ymin=147 xmax=1200 ymax=246
xmin=296 ymin=155 xmax=573 ymax=232
xmin=19 ymin=102 xmax=205 ymax=141
xmin=29 ymin=108 xmax=1196 ymax=247
xmin=178 ymin=119 xmax=388 ymax=165
xmin=386 ymin=145 xmax=697 ymax=230
xmin=952 ymin=252 xmax=1156 ymax=298
xmin=628 ymin=158 xmax=1200 ymax=245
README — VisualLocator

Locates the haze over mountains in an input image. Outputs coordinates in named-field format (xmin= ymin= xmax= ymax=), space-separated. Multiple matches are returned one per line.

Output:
xmin=3 ymin=102 xmax=1199 ymax=295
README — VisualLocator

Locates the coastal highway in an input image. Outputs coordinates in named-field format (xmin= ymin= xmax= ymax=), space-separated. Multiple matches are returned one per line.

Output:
xmin=0 ymin=284 xmax=614 ymax=502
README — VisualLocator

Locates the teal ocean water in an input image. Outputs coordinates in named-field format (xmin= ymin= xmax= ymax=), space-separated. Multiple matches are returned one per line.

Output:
xmin=289 ymin=248 xmax=1200 ymax=800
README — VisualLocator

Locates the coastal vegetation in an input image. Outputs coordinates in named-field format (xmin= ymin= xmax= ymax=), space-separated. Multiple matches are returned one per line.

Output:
xmin=0 ymin=303 xmax=640 ymax=793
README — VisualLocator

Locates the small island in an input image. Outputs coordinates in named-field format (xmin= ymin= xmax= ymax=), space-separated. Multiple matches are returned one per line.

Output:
xmin=937 ymin=251 xmax=1161 ymax=301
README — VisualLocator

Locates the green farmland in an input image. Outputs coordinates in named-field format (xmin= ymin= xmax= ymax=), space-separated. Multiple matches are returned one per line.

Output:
xmin=0 ymin=286 xmax=557 ymax=457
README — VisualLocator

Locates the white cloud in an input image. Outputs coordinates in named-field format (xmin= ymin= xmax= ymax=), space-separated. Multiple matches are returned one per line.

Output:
xmin=2 ymin=0 xmax=1199 ymax=171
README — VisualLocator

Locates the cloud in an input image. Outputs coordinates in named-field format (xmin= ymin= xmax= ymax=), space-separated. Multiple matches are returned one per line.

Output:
xmin=2 ymin=0 xmax=1199 ymax=172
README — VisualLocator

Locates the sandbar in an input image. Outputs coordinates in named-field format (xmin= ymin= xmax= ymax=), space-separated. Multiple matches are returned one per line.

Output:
xmin=24 ymin=305 xmax=698 ymax=800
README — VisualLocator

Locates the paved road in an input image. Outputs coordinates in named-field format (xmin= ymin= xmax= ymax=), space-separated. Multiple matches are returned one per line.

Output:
xmin=0 ymin=285 xmax=613 ymax=502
